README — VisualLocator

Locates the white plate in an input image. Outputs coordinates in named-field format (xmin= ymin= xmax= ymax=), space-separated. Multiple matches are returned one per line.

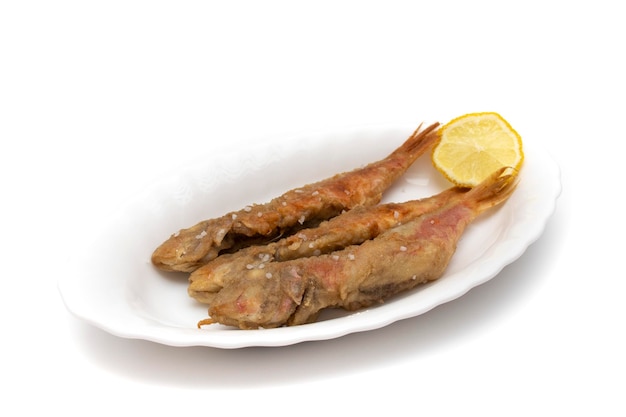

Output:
xmin=58 ymin=124 xmax=561 ymax=348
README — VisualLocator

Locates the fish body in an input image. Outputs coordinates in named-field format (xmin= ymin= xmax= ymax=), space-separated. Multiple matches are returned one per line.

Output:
xmin=199 ymin=167 xmax=518 ymax=329
xmin=152 ymin=122 xmax=440 ymax=272
xmin=188 ymin=186 xmax=465 ymax=304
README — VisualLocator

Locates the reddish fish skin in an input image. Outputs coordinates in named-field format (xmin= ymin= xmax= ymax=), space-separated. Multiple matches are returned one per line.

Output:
xmin=152 ymin=122 xmax=440 ymax=273
xmin=187 ymin=186 xmax=465 ymax=305
xmin=202 ymin=167 xmax=518 ymax=329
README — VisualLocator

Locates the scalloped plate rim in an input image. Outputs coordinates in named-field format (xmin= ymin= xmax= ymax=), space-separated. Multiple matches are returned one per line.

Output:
xmin=58 ymin=122 xmax=561 ymax=348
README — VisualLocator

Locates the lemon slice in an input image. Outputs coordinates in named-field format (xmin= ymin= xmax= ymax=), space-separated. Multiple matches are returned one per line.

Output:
xmin=432 ymin=112 xmax=524 ymax=187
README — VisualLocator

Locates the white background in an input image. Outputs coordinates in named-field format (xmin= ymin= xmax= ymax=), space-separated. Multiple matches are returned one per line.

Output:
xmin=2 ymin=1 xmax=624 ymax=415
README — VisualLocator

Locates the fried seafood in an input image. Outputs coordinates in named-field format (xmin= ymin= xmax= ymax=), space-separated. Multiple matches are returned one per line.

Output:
xmin=152 ymin=122 xmax=440 ymax=272
xmin=197 ymin=167 xmax=518 ymax=329
xmin=188 ymin=186 xmax=466 ymax=304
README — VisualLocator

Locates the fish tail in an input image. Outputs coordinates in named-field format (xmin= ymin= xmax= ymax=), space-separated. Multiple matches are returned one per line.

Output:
xmin=464 ymin=167 xmax=519 ymax=213
xmin=390 ymin=122 xmax=440 ymax=160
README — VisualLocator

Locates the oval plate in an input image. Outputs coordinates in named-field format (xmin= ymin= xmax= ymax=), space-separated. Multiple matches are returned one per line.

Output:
xmin=58 ymin=124 xmax=561 ymax=348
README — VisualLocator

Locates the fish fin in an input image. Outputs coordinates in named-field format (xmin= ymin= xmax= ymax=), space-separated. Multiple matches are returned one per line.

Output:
xmin=391 ymin=121 xmax=440 ymax=159
xmin=465 ymin=166 xmax=520 ymax=212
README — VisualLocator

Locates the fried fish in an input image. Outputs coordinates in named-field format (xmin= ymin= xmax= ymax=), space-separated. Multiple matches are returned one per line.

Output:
xmin=197 ymin=167 xmax=518 ymax=329
xmin=152 ymin=122 xmax=440 ymax=272
xmin=188 ymin=186 xmax=466 ymax=304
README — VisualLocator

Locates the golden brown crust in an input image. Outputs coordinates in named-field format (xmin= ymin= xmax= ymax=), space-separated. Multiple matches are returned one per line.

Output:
xmin=199 ymin=168 xmax=517 ymax=329
xmin=151 ymin=122 xmax=440 ymax=272
xmin=187 ymin=187 xmax=465 ymax=304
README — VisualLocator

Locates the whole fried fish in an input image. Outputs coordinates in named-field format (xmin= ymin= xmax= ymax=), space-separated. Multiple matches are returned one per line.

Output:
xmin=152 ymin=122 xmax=440 ymax=272
xmin=188 ymin=186 xmax=466 ymax=304
xmin=197 ymin=167 xmax=518 ymax=329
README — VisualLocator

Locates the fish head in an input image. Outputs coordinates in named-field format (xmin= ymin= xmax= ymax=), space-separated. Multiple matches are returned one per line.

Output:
xmin=207 ymin=267 xmax=306 ymax=329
